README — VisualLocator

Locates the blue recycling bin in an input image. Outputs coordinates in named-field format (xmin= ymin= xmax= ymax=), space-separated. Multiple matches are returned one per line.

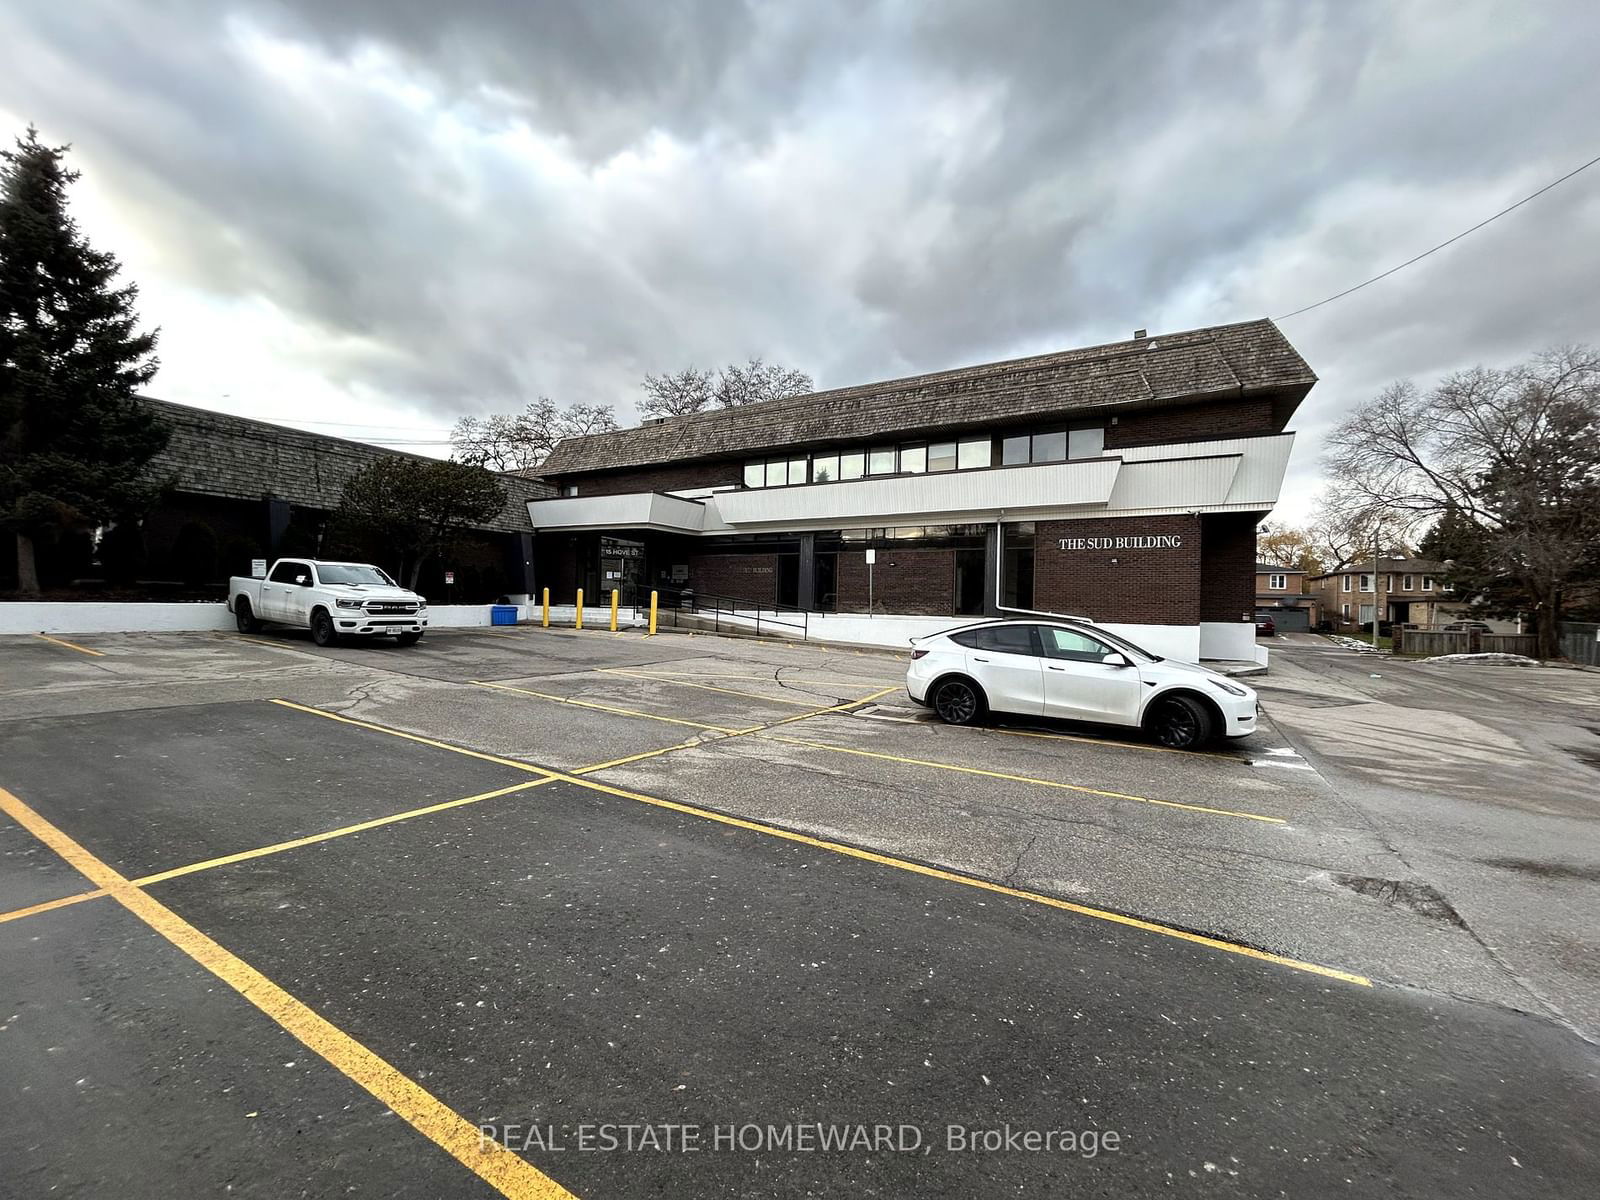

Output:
xmin=490 ymin=604 xmax=518 ymax=626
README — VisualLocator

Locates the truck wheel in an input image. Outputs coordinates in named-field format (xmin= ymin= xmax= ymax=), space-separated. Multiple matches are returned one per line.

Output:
xmin=310 ymin=608 xmax=339 ymax=647
xmin=234 ymin=599 xmax=261 ymax=634
xmin=395 ymin=632 xmax=422 ymax=647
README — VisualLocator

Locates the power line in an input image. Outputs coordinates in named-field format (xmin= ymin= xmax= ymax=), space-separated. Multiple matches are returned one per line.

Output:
xmin=1275 ymin=149 xmax=1600 ymax=321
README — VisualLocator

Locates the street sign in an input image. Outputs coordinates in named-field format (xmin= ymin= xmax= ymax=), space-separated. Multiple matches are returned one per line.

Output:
xmin=251 ymin=559 xmax=267 ymax=578
xmin=444 ymin=571 xmax=455 ymax=585
xmin=865 ymin=548 xmax=876 ymax=564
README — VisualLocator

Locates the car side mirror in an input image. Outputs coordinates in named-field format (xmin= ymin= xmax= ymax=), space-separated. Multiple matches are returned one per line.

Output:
xmin=1101 ymin=652 xmax=1130 ymax=667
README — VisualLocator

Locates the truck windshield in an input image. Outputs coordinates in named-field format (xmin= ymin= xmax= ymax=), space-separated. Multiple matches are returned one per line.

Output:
xmin=316 ymin=564 xmax=396 ymax=586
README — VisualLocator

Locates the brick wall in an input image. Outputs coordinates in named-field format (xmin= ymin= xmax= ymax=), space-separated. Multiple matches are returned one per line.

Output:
xmin=688 ymin=553 xmax=780 ymax=603
xmin=1033 ymin=515 xmax=1201 ymax=625
xmin=560 ymin=461 xmax=741 ymax=497
xmin=835 ymin=548 xmax=956 ymax=614
xmin=1105 ymin=399 xmax=1277 ymax=449
xmin=1198 ymin=513 xmax=1259 ymax=623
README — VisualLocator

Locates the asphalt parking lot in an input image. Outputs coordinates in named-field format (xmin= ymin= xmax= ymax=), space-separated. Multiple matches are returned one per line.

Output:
xmin=3 ymin=626 xmax=1599 ymax=1197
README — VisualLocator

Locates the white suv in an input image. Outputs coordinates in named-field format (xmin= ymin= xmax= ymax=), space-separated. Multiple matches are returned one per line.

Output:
xmin=905 ymin=619 xmax=1258 ymax=749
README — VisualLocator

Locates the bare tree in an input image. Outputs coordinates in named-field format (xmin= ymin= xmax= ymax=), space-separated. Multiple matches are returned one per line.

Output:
xmin=451 ymin=397 xmax=620 ymax=472
xmin=640 ymin=358 xmax=812 ymax=419
xmin=1322 ymin=346 xmax=1600 ymax=658
xmin=639 ymin=367 xmax=714 ymax=418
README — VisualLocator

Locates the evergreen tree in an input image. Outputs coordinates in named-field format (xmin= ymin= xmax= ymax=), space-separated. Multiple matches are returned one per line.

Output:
xmin=0 ymin=127 xmax=166 ymax=594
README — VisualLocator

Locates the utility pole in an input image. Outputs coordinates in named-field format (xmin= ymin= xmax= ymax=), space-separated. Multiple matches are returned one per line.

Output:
xmin=1371 ymin=524 xmax=1382 ymax=647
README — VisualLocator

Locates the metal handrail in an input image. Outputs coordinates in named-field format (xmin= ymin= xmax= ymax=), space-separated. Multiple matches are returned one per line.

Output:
xmin=631 ymin=585 xmax=809 ymax=640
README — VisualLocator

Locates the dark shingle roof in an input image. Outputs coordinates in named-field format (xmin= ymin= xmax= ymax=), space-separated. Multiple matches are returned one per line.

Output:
xmin=1256 ymin=562 xmax=1307 ymax=573
xmin=1307 ymin=557 xmax=1446 ymax=580
xmin=542 ymin=318 xmax=1315 ymax=476
xmin=142 ymin=398 xmax=551 ymax=533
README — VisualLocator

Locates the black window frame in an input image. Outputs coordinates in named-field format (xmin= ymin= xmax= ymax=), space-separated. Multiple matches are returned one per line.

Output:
xmin=268 ymin=560 xmax=307 ymax=584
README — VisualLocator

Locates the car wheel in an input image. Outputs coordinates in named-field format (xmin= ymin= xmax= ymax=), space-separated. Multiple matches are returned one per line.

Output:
xmin=310 ymin=609 xmax=339 ymax=647
xmin=932 ymin=678 xmax=984 ymax=726
xmin=395 ymin=632 xmax=422 ymax=647
xmin=235 ymin=599 xmax=261 ymax=634
xmin=1147 ymin=694 xmax=1214 ymax=749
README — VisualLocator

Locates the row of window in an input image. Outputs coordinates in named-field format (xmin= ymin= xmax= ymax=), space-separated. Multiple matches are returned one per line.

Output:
xmin=742 ymin=425 xmax=1105 ymax=489
xmin=1338 ymin=574 xmax=1434 ymax=592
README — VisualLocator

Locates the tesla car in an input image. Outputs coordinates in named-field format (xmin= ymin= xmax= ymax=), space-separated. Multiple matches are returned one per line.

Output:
xmin=906 ymin=618 xmax=1257 ymax=748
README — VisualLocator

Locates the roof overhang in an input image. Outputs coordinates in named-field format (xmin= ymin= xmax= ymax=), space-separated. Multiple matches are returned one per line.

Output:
xmin=526 ymin=492 xmax=708 ymax=534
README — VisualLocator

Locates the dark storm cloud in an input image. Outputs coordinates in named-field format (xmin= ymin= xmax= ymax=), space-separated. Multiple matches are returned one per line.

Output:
xmin=2 ymin=0 xmax=1598 ymax=512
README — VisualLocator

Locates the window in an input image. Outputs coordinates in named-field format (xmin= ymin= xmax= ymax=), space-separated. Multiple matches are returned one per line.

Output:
xmin=928 ymin=441 xmax=958 ymax=472
xmin=562 ymin=484 xmax=579 ymax=497
xmin=268 ymin=561 xmax=305 ymax=584
xmin=1402 ymin=574 xmax=1413 ymax=591
xmin=957 ymin=438 xmax=992 ymax=470
xmin=1068 ymin=426 xmax=1105 ymax=458
xmin=868 ymin=447 xmax=897 ymax=475
xmin=812 ymin=454 xmax=838 ymax=483
xmin=900 ymin=444 xmax=927 ymax=474
xmin=1001 ymin=435 xmax=1030 ymax=465
xmin=1342 ymin=575 xmax=1352 ymax=592
xmin=1341 ymin=603 xmax=1350 ymax=619
xmin=743 ymin=462 xmax=764 ymax=488
xmin=318 ymin=563 xmax=395 ymax=586
xmin=765 ymin=460 xmax=788 ymax=487
xmin=1031 ymin=430 xmax=1067 ymax=463
xmin=1383 ymin=575 xmax=1392 ymax=591
xmin=970 ymin=625 xmax=1039 ymax=654
xmin=1423 ymin=576 xmax=1434 ymax=591
xmin=840 ymin=451 xmax=866 ymax=480
xmin=788 ymin=458 xmax=807 ymax=484
xmin=1040 ymin=626 xmax=1113 ymax=663
xmin=1269 ymin=574 xmax=1287 ymax=590
xmin=1358 ymin=604 xmax=1375 ymax=624
xmin=1359 ymin=574 xmax=1373 ymax=592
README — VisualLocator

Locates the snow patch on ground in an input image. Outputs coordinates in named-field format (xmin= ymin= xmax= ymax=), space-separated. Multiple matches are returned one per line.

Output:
xmin=1421 ymin=652 xmax=1541 ymax=667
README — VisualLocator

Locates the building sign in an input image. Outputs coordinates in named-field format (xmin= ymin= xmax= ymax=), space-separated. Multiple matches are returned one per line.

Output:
xmin=444 ymin=571 xmax=455 ymax=585
xmin=1057 ymin=535 xmax=1182 ymax=551
xmin=601 ymin=538 xmax=644 ymax=560
xmin=251 ymin=559 xmax=267 ymax=578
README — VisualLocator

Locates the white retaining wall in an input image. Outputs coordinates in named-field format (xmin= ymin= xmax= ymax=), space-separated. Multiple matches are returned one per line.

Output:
xmin=0 ymin=601 xmax=537 ymax=635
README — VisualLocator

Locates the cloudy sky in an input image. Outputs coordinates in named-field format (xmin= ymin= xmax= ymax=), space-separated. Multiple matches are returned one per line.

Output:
xmin=4 ymin=0 xmax=1598 ymax=520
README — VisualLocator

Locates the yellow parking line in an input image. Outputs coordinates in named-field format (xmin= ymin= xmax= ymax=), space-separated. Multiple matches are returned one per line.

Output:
xmin=267 ymin=705 xmax=1367 ymax=987
xmin=758 ymin=733 xmax=1285 ymax=823
xmin=270 ymin=700 xmax=552 ymax=774
xmin=35 ymin=632 xmax=104 ymax=657
xmin=0 ymin=779 xmax=556 ymax=925
xmin=598 ymin=668 xmax=826 ymax=708
xmin=469 ymin=680 xmax=755 ymax=735
xmin=0 ymin=785 xmax=576 ymax=1199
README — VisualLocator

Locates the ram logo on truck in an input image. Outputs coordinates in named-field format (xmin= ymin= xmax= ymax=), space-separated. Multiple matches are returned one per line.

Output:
xmin=229 ymin=559 xmax=428 ymax=647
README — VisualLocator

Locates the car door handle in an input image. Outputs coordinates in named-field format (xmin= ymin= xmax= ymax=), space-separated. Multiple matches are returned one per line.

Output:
xmin=973 ymin=656 xmax=990 ymax=662
xmin=1047 ymin=665 xmax=1066 ymax=671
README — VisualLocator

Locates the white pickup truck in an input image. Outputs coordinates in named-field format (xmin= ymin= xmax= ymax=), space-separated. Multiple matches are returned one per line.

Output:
xmin=229 ymin=558 xmax=428 ymax=646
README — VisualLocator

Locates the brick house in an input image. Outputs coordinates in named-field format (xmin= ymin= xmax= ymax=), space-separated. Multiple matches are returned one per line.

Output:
xmin=531 ymin=319 xmax=1316 ymax=663
xmin=1254 ymin=563 xmax=1320 ymax=631
xmin=1306 ymin=557 xmax=1458 ymax=630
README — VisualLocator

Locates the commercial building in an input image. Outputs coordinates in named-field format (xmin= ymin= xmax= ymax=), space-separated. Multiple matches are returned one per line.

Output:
xmin=531 ymin=319 xmax=1315 ymax=662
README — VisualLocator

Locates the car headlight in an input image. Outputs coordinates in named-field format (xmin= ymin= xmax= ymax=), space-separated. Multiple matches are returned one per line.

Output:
xmin=1207 ymin=676 xmax=1247 ymax=697
xmin=335 ymin=598 xmax=364 ymax=609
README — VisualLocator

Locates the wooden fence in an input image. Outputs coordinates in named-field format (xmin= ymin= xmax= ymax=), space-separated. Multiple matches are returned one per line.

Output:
xmin=1394 ymin=628 xmax=1538 ymax=657
xmin=1559 ymin=622 xmax=1600 ymax=667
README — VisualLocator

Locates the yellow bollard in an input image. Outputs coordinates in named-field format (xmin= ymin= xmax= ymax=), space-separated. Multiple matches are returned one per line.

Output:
xmin=648 ymin=590 xmax=658 ymax=636
xmin=609 ymin=589 xmax=619 ymax=632
xmin=575 ymin=588 xmax=584 ymax=630
xmin=541 ymin=587 xmax=550 ymax=628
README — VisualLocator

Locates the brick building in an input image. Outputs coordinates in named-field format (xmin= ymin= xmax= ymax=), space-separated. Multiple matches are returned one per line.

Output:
xmin=0 ymin=398 xmax=552 ymax=601
xmin=1254 ymin=562 xmax=1320 ymax=631
xmin=531 ymin=319 xmax=1316 ymax=662
xmin=1306 ymin=557 xmax=1458 ymax=630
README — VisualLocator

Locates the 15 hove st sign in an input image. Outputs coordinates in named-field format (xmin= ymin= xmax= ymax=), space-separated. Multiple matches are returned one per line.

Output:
xmin=1057 ymin=535 xmax=1183 ymax=551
